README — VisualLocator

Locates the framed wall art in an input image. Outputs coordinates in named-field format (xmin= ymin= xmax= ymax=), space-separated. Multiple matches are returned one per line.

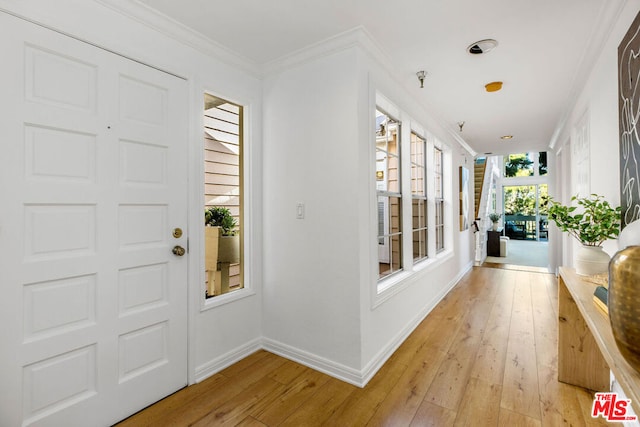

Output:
xmin=618 ymin=10 xmax=640 ymax=229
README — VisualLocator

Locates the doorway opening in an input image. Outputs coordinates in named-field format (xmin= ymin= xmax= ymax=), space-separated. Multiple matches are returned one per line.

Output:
xmin=484 ymin=153 xmax=550 ymax=272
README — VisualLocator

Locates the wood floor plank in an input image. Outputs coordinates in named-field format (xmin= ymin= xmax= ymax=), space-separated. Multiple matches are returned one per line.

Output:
xmin=323 ymin=355 xmax=408 ymax=425
xmin=470 ymin=268 xmax=514 ymax=385
xmin=268 ymin=359 xmax=316 ymax=385
xmin=234 ymin=416 xmax=269 ymax=427
xmin=453 ymin=377 xmax=502 ymax=427
xmin=116 ymin=374 xmax=243 ymax=427
xmin=115 ymin=267 xmax=615 ymax=427
xmin=500 ymin=271 xmax=542 ymax=421
xmin=366 ymin=347 xmax=447 ymax=426
xmin=538 ymin=364 xmax=588 ymax=427
xmin=192 ymin=377 xmax=285 ymax=426
xmin=423 ymin=269 xmax=497 ymax=410
xmin=531 ymin=271 xmax=559 ymax=370
xmin=219 ymin=350 xmax=271 ymax=378
xmin=498 ymin=408 xmax=542 ymax=427
xmin=278 ymin=377 xmax=356 ymax=426
xmin=252 ymin=369 xmax=330 ymax=426
xmin=409 ymin=401 xmax=457 ymax=427
xmin=544 ymin=273 xmax=559 ymax=319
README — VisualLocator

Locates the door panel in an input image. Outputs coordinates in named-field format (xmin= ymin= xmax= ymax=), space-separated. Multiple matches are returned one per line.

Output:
xmin=0 ymin=12 xmax=188 ymax=427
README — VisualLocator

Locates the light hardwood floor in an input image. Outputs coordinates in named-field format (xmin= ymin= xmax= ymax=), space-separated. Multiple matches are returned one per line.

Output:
xmin=117 ymin=266 xmax=618 ymax=426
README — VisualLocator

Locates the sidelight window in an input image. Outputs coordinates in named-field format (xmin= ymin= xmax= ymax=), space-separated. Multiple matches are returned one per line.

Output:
xmin=203 ymin=93 xmax=243 ymax=298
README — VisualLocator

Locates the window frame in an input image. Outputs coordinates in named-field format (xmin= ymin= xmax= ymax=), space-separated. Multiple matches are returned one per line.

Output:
xmin=201 ymin=90 xmax=254 ymax=311
xmin=503 ymin=152 xmax=548 ymax=178
xmin=410 ymin=131 xmax=428 ymax=263
xmin=375 ymin=108 xmax=403 ymax=281
xmin=373 ymin=95 xmax=453 ymax=300
xmin=434 ymin=146 xmax=445 ymax=253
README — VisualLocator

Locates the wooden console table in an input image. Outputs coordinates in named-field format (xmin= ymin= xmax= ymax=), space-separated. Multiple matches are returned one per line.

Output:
xmin=558 ymin=267 xmax=640 ymax=415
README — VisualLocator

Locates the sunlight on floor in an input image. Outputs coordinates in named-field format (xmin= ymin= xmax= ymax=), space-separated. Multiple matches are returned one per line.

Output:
xmin=484 ymin=239 xmax=548 ymax=271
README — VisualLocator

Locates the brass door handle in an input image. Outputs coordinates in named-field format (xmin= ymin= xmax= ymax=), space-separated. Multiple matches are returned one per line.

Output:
xmin=172 ymin=245 xmax=186 ymax=256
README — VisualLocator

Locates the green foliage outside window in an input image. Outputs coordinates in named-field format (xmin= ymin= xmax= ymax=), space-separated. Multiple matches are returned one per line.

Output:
xmin=504 ymin=186 xmax=536 ymax=215
xmin=504 ymin=152 xmax=547 ymax=177
xmin=504 ymin=184 xmax=548 ymax=216
xmin=538 ymin=152 xmax=548 ymax=176
xmin=504 ymin=153 xmax=534 ymax=177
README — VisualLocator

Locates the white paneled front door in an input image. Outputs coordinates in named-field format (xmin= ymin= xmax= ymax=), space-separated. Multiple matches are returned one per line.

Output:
xmin=0 ymin=13 xmax=189 ymax=426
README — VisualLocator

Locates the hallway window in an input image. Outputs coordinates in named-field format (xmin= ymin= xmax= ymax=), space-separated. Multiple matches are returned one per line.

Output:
xmin=411 ymin=132 xmax=428 ymax=262
xmin=504 ymin=153 xmax=534 ymax=177
xmin=504 ymin=152 xmax=547 ymax=177
xmin=376 ymin=109 xmax=402 ymax=279
xmin=204 ymin=93 xmax=243 ymax=298
xmin=538 ymin=152 xmax=548 ymax=176
xmin=434 ymin=147 xmax=445 ymax=252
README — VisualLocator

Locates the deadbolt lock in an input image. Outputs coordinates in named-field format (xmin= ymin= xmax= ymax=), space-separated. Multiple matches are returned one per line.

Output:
xmin=172 ymin=228 xmax=183 ymax=238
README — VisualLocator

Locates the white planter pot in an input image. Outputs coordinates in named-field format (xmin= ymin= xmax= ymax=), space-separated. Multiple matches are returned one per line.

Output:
xmin=575 ymin=245 xmax=610 ymax=276
xmin=492 ymin=222 xmax=499 ymax=231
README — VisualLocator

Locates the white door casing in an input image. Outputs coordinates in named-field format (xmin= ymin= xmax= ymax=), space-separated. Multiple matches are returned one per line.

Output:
xmin=0 ymin=13 xmax=188 ymax=426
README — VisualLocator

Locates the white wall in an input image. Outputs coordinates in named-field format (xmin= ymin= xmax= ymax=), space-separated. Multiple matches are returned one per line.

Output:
xmin=262 ymin=30 xmax=474 ymax=384
xmin=262 ymin=47 xmax=363 ymax=375
xmin=0 ymin=0 xmax=265 ymax=384
xmin=553 ymin=0 xmax=640 ymax=261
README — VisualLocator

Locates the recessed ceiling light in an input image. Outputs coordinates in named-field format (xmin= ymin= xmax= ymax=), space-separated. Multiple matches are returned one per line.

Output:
xmin=501 ymin=135 xmax=513 ymax=140
xmin=485 ymin=81 xmax=503 ymax=92
xmin=467 ymin=39 xmax=498 ymax=55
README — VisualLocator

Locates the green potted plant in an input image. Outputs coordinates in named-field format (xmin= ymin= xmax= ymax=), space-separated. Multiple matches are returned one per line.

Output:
xmin=547 ymin=194 xmax=621 ymax=275
xmin=205 ymin=206 xmax=238 ymax=236
xmin=488 ymin=212 xmax=501 ymax=231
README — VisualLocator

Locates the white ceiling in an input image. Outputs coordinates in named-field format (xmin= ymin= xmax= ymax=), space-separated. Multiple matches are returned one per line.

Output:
xmin=137 ymin=0 xmax=615 ymax=156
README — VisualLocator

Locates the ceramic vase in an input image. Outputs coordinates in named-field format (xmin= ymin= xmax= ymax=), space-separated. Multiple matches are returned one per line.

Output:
xmin=574 ymin=245 xmax=610 ymax=276
xmin=492 ymin=222 xmax=498 ymax=231
xmin=608 ymin=246 xmax=640 ymax=373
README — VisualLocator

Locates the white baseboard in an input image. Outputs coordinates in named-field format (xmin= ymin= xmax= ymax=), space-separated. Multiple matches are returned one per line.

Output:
xmin=359 ymin=261 xmax=472 ymax=386
xmin=194 ymin=262 xmax=472 ymax=387
xmin=262 ymin=337 xmax=365 ymax=387
xmin=194 ymin=338 xmax=262 ymax=383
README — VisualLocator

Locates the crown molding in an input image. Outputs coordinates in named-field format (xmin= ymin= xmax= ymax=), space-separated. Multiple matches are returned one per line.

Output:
xmin=95 ymin=0 xmax=260 ymax=77
xmin=548 ymin=0 xmax=629 ymax=150
xmin=262 ymin=25 xmax=477 ymax=157
xmin=262 ymin=25 xmax=392 ymax=77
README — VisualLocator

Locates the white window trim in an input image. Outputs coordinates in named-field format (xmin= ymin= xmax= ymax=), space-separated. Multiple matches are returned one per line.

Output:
xmin=198 ymin=90 xmax=255 ymax=312
xmin=409 ymin=130 xmax=428 ymax=263
xmin=375 ymin=108 xmax=404 ymax=281
xmin=372 ymin=94 xmax=453 ymax=304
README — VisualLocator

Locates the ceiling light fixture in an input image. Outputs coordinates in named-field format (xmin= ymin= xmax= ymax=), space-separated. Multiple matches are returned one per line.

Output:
xmin=416 ymin=70 xmax=427 ymax=88
xmin=458 ymin=121 xmax=465 ymax=132
xmin=467 ymin=39 xmax=498 ymax=55
xmin=485 ymin=81 xmax=503 ymax=92
xmin=501 ymin=135 xmax=513 ymax=140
